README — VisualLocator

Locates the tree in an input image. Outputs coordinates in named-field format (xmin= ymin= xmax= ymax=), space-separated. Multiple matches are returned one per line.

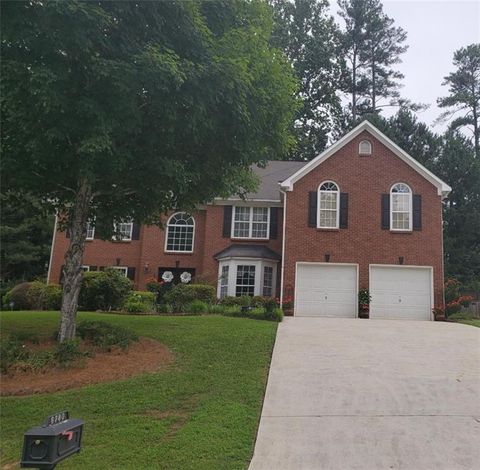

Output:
xmin=0 ymin=193 xmax=54 ymax=284
xmin=270 ymin=0 xmax=344 ymax=160
xmin=437 ymin=44 xmax=480 ymax=159
xmin=1 ymin=0 xmax=298 ymax=341
xmin=338 ymin=0 xmax=408 ymax=120
xmin=436 ymin=131 xmax=480 ymax=286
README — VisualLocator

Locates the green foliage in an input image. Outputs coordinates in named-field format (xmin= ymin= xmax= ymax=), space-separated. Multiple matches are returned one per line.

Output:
xmin=164 ymin=284 xmax=216 ymax=311
xmin=0 ymin=337 xmax=28 ymax=374
xmin=76 ymin=320 xmax=138 ymax=351
xmin=437 ymin=44 xmax=480 ymax=158
xmin=264 ymin=298 xmax=278 ymax=313
xmin=358 ymin=288 xmax=371 ymax=306
xmin=251 ymin=296 xmax=274 ymax=308
xmin=4 ymin=282 xmax=31 ymax=310
xmin=271 ymin=0 xmax=343 ymax=160
xmin=219 ymin=295 xmax=252 ymax=307
xmin=0 ymin=192 xmax=53 ymax=284
xmin=79 ymin=269 xmax=132 ymax=311
xmin=156 ymin=303 xmax=174 ymax=314
xmin=27 ymin=282 xmax=62 ymax=310
xmin=186 ymin=300 xmax=208 ymax=314
xmin=123 ymin=291 xmax=156 ymax=313
xmin=55 ymin=339 xmax=82 ymax=367
xmin=207 ymin=304 xmax=225 ymax=315
xmin=221 ymin=305 xmax=283 ymax=322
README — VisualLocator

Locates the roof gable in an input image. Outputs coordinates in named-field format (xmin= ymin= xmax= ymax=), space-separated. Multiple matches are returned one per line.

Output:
xmin=280 ymin=121 xmax=451 ymax=198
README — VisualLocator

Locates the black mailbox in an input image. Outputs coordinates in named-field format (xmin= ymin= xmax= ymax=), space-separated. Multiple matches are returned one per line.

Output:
xmin=21 ymin=411 xmax=83 ymax=469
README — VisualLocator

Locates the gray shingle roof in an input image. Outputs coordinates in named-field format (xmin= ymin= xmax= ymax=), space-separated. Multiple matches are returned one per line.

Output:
xmin=214 ymin=244 xmax=281 ymax=261
xmin=244 ymin=161 xmax=307 ymax=201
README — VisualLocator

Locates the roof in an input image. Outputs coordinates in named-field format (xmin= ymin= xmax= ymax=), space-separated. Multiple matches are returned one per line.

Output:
xmin=219 ymin=161 xmax=307 ymax=203
xmin=214 ymin=244 xmax=281 ymax=261
xmin=280 ymin=121 xmax=452 ymax=199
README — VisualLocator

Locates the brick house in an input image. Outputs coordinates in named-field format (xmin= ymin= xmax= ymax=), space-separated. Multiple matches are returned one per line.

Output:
xmin=48 ymin=121 xmax=451 ymax=320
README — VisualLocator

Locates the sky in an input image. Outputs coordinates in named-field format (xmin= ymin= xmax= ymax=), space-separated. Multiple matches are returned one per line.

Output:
xmin=331 ymin=0 xmax=480 ymax=133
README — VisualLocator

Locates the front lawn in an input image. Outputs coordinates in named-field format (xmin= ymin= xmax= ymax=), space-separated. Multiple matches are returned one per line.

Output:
xmin=459 ymin=319 xmax=480 ymax=328
xmin=0 ymin=312 xmax=277 ymax=469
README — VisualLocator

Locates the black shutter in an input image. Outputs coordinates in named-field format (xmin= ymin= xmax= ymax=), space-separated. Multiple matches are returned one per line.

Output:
xmin=90 ymin=266 xmax=98 ymax=271
xmin=127 ymin=267 xmax=136 ymax=281
xmin=222 ymin=206 xmax=233 ymax=238
xmin=269 ymin=207 xmax=278 ymax=239
xmin=413 ymin=194 xmax=422 ymax=230
xmin=308 ymin=192 xmax=317 ymax=227
xmin=131 ymin=222 xmax=140 ymax=240
xmin=339 ymin=193 xmax=349 ymax=229
xmin=381 ymin=194 xmax=390 ymax=230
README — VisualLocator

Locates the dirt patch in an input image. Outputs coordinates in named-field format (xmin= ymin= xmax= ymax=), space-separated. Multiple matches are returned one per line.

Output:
xmin=0 ymin=337 xmax=172 ymax=396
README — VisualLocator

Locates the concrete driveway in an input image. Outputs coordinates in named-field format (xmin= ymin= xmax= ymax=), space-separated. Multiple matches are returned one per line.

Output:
xmin=249 ymin=318 xmax=480 ymax=470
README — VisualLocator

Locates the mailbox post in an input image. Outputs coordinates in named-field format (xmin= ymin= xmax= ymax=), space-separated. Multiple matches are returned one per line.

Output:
xmin=21 ymin=411 xmax=84 ymax=469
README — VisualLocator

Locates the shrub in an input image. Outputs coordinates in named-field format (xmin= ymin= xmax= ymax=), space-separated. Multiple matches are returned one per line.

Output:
xmin=164 ymin=284 xmax=216 ymax=311
xmin=219 ymin=295 xmax=252 ymax=307
xmin=208 ymin=304 xmax=225 ymax=314
xmin=79 ymin=269 xmax=132 ymax=311
xmin=447 ymin=311 xmax=476 ymax=321
xmin=265 ymin=307 xmax=284 ymax=322
xmin=123 ymin=291 xmax=155 ymax=313
xmin=76 ymin=320 xmax=138 ymax=351
xmin=157 ymin=303 xmax=174 ymax=314
xmin=186 ymin=300 xmax=208 ymax=314
xmin=4 ymin=282 xmax=31 ymax=310
xmin=222 ymin=305 xmax=242 ymax=316
xmin=26 ymin=282 xmax=62 ymax=310
xmin=0 ymin=338 xmax=28 ymax=374
xmin=123 ymin=300 xmax=150 ymax=313
xmin=55 ymin=339 xmax=83 ymax=366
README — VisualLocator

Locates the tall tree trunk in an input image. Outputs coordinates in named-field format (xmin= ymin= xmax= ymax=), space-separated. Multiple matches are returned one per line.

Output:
xmin=352 ymin=50 xmax=357 ymax=122
xmin=58 ymin=178 xmax=91 ymax=343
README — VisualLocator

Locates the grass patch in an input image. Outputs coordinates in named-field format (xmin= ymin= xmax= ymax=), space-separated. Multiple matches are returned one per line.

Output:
xmin=459 ymin=319 xmax=480 ymax=328
xmin=0 ymin=311 xmax=277 ymax=469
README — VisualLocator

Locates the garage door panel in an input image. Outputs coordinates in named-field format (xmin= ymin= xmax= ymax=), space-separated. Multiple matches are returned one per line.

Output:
xmin=370 ymin=266 xmax=432 ymax=321
xmin=296 ymin=264 xmax=357 ymax=317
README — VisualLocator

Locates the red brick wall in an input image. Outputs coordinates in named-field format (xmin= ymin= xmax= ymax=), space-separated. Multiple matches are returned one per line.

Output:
xmin=282 ymin=130 xmax=445 ymax=310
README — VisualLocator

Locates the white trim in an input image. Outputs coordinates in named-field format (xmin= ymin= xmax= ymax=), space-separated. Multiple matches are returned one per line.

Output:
xmin=231 ymin=206 xmax=270 ymax=240
xmin=359 ymin=139 xmax=372 ymax=155
xmin=369 ymin=264 xmax=434 ymax=321
xmin=279 ymin=190 xmax=287 ymax=306
xmin=111 ymin=266 xmax=128 ymax=277
xmin=82 ymin=265 xmax=90 ymax=272
xmin=164 ymin=212 xmax=195 ymax=254
xmin=280 ymin=121 xmax=451 ymax=198
xmin=113 ymin=221 xmax=133 ymax=241
xmin=294 ymin=262 xmax=359 ymax=317
xmin=213 ymin=197 xmax=282 ymax=206
xmin=86 ymin=220 xmax=95 ymax=240
xmin=390 ymin=182 xmax=413 ymax=232
xmin=317 ymin=181 xmax=340 ymax=229
xmin=47 ymin=215 xmax=58 ymax=284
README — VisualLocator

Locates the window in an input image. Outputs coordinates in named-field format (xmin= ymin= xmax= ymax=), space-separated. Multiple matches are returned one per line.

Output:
xmin=82 ymin=265 xmax=90 ymax=272
xmin=113 ymin=221 xmax=133 ymax=241
xmin=391 ymin=183 xmax=412 ymax=231
xmin=359 ymin=139 xmax=372 ymax=155
xmin=112 ymin=266 xmax=128 ymax=277
xmin=263 ymin=266 xmax=273 ymax=297
xmin=318 ymin=181 xmax=339 ymax=229
xmin=86 ymin=221 xmax=95 ymax=240
xmin=165 ymin=212 xmax=195 ymax=252
xmin=220 ymin=265 xmax=229 ymax=298
xmin=232 ymin=207 xmax=269 ymax=239
xmin=236 ymin=265 xmax=256 ymax=296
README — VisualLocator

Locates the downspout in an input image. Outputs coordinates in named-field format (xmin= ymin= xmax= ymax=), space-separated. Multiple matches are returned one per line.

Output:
xmin=46 ymin=214 xmax=58 ymax=284
xmin=279 ymin=189 xmax=287 ymax=307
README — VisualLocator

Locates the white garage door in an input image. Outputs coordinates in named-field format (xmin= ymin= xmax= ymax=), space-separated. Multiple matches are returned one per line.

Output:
xmin=295 ymin=263 xmax=357 ymax=317
xmin=370 ymin=266 xmax=432 ymax=320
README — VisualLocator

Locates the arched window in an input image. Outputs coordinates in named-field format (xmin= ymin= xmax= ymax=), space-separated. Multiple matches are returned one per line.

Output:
xmin=391 ymin=183 xmax=412 ymax=231
xmin=165 ymin=212 xmax=195 ymax=252
xmin=359 ymin=139 xmax=372 ymax=155
xmin=318 ymin=181 xmax=339 ymax=228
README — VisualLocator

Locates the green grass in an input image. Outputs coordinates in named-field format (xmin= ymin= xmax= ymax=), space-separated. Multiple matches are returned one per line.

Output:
xmin=459 ymin=319 xmax=480 ymax=328
xmin=0 ymin=312 xmax=277 ymax=469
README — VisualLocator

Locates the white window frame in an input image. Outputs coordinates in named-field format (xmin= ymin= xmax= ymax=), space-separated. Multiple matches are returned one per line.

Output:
xmin=86 ymin=221 xmax=95 ymax=240
xmin=263 ymin=265 xmax=274 ymax=297
xmin=317 ymin=181 xmax=340 ymax=229
xmin=219 ymin=265 xmax=229 ymax=298
xmin=359 ymin=139 xmax=372 ymax=155
xmin=231 ymin=206 xmax=270 ymax=240
xmin=390 ymin=183 xmax=412 ymax=232
xmin=164 ymin=212 xmax=195 ymax=253
xmin=235 ymin=264 xmax=256 ymax=297
xmin=113 ymin=221 xmax=133 ymax=241
xmin=217 ymin=258 xmax=277 ymax=298
xmin=111 ymin=266 xmax=128 ymax=277
xmin=82 ymin=265 xmax=90 ymax=272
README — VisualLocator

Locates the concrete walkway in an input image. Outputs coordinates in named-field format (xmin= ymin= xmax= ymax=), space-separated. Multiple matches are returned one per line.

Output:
xmin=249 ymin=318 xmax=480 ymax=470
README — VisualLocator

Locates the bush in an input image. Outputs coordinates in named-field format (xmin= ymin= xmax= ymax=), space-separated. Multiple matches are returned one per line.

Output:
xmin=220 ymin=305 xmax=283 ymax=322
xmin=164 ymin=284 xmax=216 ymax=311
xmin=0 ymin=338 xmax=28 ymax=374
xmin=123 ymin=291 xmax=155 ymax=313
xmin=219 ymin=295 xmax=252 ymax=307
xmin=185 ymin=300 xmax=208 ymax=314
xmin=79 ymin=269 xmax=132 ymax=311
xmin=55 ymin=339 xmax=83 ymax=366
xmin=251 ymin=296 xmax=277 ymax=308
xmin=265 ymin=307 xmax=284 ymax=322
xmin=26 ymin=282 xmax=62 ymax=310
xmin=208 ymin=304 xmax=225 ymax=314
xmin=222 ymin=305 xmax=242 ymax=316
xmin=3 ymin=282 xmax=31 ymax=310
xmin=447 ymin=311 xmax=476 ymax=321
xmin=76 ymin=320 xmax=138 ymax=351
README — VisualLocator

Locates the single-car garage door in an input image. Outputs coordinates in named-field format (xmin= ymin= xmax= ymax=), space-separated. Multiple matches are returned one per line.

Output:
xmin=295 ymin=263 xmax=357 ymax=317
xmin=369 ymin=265 xmax=432 ymax=320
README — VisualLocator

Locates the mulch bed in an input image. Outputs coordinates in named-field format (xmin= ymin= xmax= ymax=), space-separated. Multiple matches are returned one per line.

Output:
xmin=0 ymin=337 xmax=172 ymax=397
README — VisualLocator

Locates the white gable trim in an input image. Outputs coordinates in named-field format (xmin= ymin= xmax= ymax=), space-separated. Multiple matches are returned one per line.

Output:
xmin=280 ymin=121 xmax=452 ymax=198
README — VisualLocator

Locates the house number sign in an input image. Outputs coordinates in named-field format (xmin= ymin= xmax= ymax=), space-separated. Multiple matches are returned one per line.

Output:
xmin=44 ymin=411 xmax=69 ymax=427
